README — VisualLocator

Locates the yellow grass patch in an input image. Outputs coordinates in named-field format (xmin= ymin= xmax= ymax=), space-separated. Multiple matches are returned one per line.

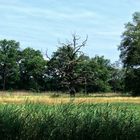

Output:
xmin=0 ymin=91 xmax=140 ymax=104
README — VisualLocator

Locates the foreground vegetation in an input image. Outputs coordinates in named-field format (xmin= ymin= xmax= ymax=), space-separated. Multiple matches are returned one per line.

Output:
xmin=0 ymin=92 xmax=140 ymax=139
xmin=0 ymin=103 xmax=139 ymax=140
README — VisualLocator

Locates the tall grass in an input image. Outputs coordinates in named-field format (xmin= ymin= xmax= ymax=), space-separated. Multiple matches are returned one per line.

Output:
xmin=0 ymin=103 xmax=139 ymax=140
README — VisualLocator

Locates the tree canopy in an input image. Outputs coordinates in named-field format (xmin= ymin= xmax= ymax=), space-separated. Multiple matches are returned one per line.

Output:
xmin=119 ymin=12 xmax=140 ymax=68
xmin=0 ymin=40 xmax=20 ymax=90
xmin=119 ymin=12 xmax=140 ymax=95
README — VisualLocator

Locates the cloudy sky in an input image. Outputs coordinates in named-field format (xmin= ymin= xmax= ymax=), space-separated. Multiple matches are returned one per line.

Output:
xmin=0 ymin=0 xmax=140 ymax=62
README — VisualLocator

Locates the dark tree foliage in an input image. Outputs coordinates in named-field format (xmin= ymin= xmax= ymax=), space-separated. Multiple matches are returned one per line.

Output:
xmin=76 ymin=56 xmax=112 ymax=93
xmin=119 ymin=12 xmax=140 ymax=95
xmin=0 ymin=39 xmax=20 ymax=90
xmin=109 ymin=62 xmax=125 ymax=92
xmin=125 ymin=68 xmax=140 ymax=95
xmin=119 ymin=12 xmax=140 ymax=67
xmin=19 ymin=48 xmax=47 ymax=92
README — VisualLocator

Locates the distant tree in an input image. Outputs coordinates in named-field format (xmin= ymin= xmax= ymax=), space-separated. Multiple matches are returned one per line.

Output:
xmin=90 ymin=56 xmax=112 ymax=92
xmin=89 ymin=56 xmax=112 ymax=92
xmin=109 ymin=62 xmax=125 ymax=92
xmin=19 ymin=48 xmax=47 ymax=91
xmin=47 ymin=34 xmax=88 ymax=96
xmin=75 ymin=55 xmax=116 ymax=93
xmin=0 ymin=39 xmax=20 ymax=90
xmin=75 ymin=55 xmax=91 ymax=93
xmin=119 ymin=12 xmax=140 ymax=95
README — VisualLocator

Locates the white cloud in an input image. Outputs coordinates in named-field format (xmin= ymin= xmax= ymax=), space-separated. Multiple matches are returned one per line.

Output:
xmin=0 ymin=1 xmax=101 ymax=22
xmin=95 ymin=31 xmax=121 ymax=37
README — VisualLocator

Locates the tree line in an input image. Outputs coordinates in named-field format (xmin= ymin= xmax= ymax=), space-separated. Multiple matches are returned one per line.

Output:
xmin=0 ymin=12 xmax=140 ymax=96
xmin=0 ymin=36 xmax=124 ymax=95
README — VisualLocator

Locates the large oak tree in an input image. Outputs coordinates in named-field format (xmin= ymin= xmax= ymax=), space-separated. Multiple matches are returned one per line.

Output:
xmin=47 ymin=34 xmax=87 ymax=96
xmin=119 ymin=12 xmax=140 ymax=95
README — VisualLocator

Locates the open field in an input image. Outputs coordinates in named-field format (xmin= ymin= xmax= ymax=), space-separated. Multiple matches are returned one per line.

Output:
xmin=0 ymin=91 xmax=139 ymax=104
xmin=0 ymin=91 xmax=140 ymax=139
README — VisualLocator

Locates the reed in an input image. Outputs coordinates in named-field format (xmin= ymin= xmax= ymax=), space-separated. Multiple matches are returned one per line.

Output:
xmin=0 ymin=103 xmax=139 ymax=140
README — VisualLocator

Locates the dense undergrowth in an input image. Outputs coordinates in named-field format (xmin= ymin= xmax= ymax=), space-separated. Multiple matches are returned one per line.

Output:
xmin=0 ymin=103 xmax=139 ymax=140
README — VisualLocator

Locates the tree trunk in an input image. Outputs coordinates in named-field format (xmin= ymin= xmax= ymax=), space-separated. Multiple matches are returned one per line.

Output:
xmin=2 ymin=65 xmax=6 ymax=90
xmin=84 ymin=77 xmax=87 ymax=94
xmin=2 ymin=73 xmax=6 ymax=90
xmin=69 ymin=87 xmax=76 ymax=97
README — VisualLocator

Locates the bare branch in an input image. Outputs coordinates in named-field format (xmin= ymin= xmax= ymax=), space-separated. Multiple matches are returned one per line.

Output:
xmin=75 ymin=35 xmax=88 ymax=50
xmin=46 ymin=49 xmax=51 ymax=60
xmin=72 ymin=34 xmax=80 ymax=49
xmin=72 ymin=35 xmax=88 ymax=57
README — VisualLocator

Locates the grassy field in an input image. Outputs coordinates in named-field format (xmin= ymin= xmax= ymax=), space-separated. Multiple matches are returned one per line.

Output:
xmin=0 ymin=91 xmax=140 ymax=104
xmin=0 ymin=91 xmax=140 ymax=140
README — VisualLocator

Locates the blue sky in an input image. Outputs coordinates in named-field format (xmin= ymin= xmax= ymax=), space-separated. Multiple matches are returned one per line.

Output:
xmin=0 ymin=0 xmax=140 ymax=62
